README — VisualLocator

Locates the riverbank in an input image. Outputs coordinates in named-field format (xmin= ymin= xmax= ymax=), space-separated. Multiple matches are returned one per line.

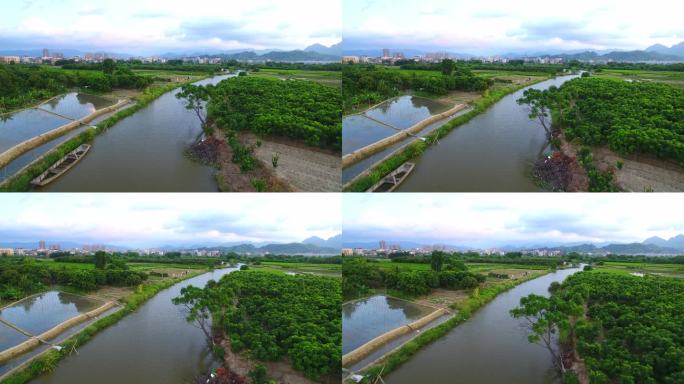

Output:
xmin=0 ymin=269 xmax=207 ymax=384
xmin=218 ymin=333 xmax=335 ymax=384
xmin=344 ymin=76 xmax=551 ymax=192
xmin=353 ymin=270 xmax=548 ymax=383
xmin=0 ymin=76 xmax=209 ymax=192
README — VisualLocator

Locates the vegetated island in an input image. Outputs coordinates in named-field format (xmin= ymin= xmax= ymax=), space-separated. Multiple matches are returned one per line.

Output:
xmin=177 ymin=63 xmax=342 ymax=192
xmin=512 ymin=256 xmax=684 ymax=383
xmin=176 ymin=256 xmax=342 ymax=384
xmin=518 ymin=63 xmax=684 ymax=192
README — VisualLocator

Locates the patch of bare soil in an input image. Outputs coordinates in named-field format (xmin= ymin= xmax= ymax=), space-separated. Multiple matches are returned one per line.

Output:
xmin=592 ymin=147 xmax=684 ymax=192
xmin=413 ymin=288 xmax=469 ymax=309
xmin=555 ymin=131 xmax=590 ymax=191
xmin=242 ymin=133 xmax=341 ymax=192
xmin=434 ymin=90 xmax=481 ymax=106
xmin=212 ymin=130 xmax=292 ymax=192
xmin=220 ymin=335 xmax=337 ymax=384
xmin=86 ymin=286 xmax=132 ymax=302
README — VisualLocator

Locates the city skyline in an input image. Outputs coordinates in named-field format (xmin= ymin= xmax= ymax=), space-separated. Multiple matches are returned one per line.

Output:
xmin=343 ymin=194 xmax=684 ymax=248
xmin=0 ymin=194 xmax=341 ymax=247
xmin=343 ymin=0 xmax=684 ymax=55
xmin=0 ymin=0 xmax=341 ymax=55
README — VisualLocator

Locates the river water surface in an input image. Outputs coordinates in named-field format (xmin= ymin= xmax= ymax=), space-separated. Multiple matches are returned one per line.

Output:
xmin=384 ymin=266 xmax=582 ymax=384
xmin=30 ymin=266 xmax=238 ymax=384
xmin=396 ymin=75 xmax=578 ymax=191
xmin=39 ymin=75 xmax=233 ymax=192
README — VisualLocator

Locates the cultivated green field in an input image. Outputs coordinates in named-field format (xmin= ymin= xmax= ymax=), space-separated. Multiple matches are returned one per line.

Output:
xmin=593 ymin=261 xmax=684 ymax=278
xmin=251 ymin=261 xmax=341 ymax=277
xmin=593 ymin=69 xmax=684 ymax=88
xmin=250 ymin=68 xmax=341 ymax=87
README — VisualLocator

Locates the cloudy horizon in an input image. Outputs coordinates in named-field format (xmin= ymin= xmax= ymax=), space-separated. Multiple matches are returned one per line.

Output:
xmin=343 ymin=194 xmax=684 ymax=248
xmin=1 ymin=0 xmax=341 ymax=55
xmin=0 ymin=194 xmax=341 ymax=248
xmin=344 ymin=0 xmax=684 ymax=55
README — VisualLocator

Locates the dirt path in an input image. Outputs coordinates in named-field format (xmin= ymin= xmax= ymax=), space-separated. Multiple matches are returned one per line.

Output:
xmin=593 ymin=147 xmax=684 ymax=192
xmin=242 ymin=133 xmax=341 ymax=192
xmin=220 ymin=335 xmax=336 ymax=384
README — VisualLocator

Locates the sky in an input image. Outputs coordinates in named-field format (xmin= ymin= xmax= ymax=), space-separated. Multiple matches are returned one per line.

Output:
xmin=0 ymin=0 xmax=341 ymax=55
xmin=343 ymin=194 xmax=684 ymax=248
xmin=343 ymin=0 xmax=684 ymax=55
xmin=0 ymin=194 xmax=341 ymax=248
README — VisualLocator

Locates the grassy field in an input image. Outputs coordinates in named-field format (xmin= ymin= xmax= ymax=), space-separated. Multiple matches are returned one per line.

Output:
xmin=369 ymin=259 xmax=550 ymax=273
xmin=250 ymin=261 xmax=341 ymax=277
xmin=593 ymin=69 xmax=684 ymax=88
xmin=250 ymin=68 xmax=341 ymax=87
xmin=593 ymin=261 xmax=684 ymax=278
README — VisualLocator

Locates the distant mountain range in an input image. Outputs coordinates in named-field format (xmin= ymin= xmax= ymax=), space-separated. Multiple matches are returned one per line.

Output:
xmin=341 ymin=234 xmax=684 ymax=255
xmin=302 ymin=234 xmax=342 ymax=249
xmin=646 ymin=42 xmax=684 ymax=57
xmin=0 ymin=43 xmax=342 ymax=62
xmin=342 ymin=41 xmax=684 ymax=62
xmin=0 ymin=237 xmax=342 ymax=255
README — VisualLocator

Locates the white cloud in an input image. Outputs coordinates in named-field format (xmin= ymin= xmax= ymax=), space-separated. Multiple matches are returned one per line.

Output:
xmin=0 ymin=194 xmax=341 ymax=247
xmin=343 ymin=194 xmax=684 ymax=247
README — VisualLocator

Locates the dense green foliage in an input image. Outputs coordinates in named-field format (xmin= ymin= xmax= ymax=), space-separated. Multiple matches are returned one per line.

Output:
xmin=0 ymin=65 xmax=152 ymax=112
xmin=398 ymin=60 xmax=564 ymax=75
xmin=554 ymin=78 xmax=684 ymax=165
xmin=208 ymin=76 xmax=341 ymax=150
xmin=342 ymin=65 xmax=493 ymax=110
xmin=176 ymin=271 xmax=341 ymax=380
xmin=542 ymin=272 xmax=684 ymax=383
xmin=342 ymin=256 xmax=484 ymax=299
xmin=389 ymin=252 xmax=562 ymax=268
xmin=0 ymin=258 xmax=147 ymax=300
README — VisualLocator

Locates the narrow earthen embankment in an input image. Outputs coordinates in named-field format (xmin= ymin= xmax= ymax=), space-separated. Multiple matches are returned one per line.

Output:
xmin=342 ymin=104 xmax=467 ymax=168
xmin=341 ymin=307 xmax=449 ymax=367
xmin=0 ymin=99 xmax=129 ymax=169
xmin=0 ymin=301 xmax=116 ymax=363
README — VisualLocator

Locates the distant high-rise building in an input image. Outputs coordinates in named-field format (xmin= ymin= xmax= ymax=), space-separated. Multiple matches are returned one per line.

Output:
xmin=382 ymin=48 xmax=390 ymax=58
xmin=39 ymin=240 xmax=46 ymax=250
xmin=42 ymin=48 xmax=49 ymax=58
xmin=379 ymin=240 xmax=387 ymax=250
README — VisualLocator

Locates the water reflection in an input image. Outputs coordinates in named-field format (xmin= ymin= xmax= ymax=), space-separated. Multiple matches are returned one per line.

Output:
xmin=342 ymin=295 xmax=433 ymax=354
xmin=0 ymin=291 xmax=100 ymax=335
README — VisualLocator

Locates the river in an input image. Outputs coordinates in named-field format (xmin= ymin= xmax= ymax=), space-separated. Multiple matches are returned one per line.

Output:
xmin=396 ymin=75 xmax=578 ymax=191
xmin=29 ymin=266 xmax=239 ymax=384
xmin=38 ymin=75 xmax=233 ymax=192
xmin=383 ymin=266 xmax=582 ymax=384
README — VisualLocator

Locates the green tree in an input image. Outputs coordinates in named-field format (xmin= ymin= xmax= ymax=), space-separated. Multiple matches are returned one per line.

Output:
xmin=430 ymin=251 xmax=446 ymax=272
xmin=441 ymin=59 xmax=456 ymax=76
xmin=176 ymin=84 xmax=214 ymax=132
xmin=102 ymin=58 xmax=116 ymax=74
xmin=94 ymin=251 xmax=110 ymax=269
xmin=510 ymin=294 xmax=581 ymax=373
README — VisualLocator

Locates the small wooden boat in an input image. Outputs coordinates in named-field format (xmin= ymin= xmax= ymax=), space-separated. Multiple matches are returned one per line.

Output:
xmin=366 ymin=162 xmax=415 ymax=192
xmin=31 ymin=144 xmax=91 ymax=186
